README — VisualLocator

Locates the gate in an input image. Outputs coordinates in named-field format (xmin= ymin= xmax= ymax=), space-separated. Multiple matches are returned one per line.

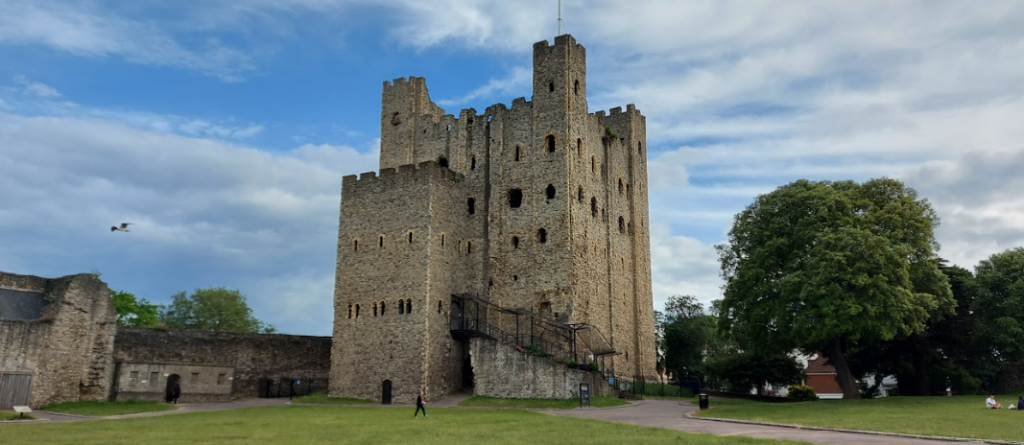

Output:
xmin=382 ymin=380 xmax=392 ymax=405
xmin=0 ymin=372 xmax=32 ymax=409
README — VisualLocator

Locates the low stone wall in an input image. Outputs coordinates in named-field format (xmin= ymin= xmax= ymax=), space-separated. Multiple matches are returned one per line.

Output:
xmin=470 ymin=338 xmax=613 ymax=399
xmin=114 ymin=327 xmax=331 ymax=402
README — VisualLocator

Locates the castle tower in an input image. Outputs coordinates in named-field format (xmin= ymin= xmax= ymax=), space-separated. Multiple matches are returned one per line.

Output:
xmin=331 ymin=35 xmax=656 ymax=404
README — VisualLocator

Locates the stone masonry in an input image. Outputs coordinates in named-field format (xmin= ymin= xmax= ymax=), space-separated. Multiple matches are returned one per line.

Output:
xmin=331 ymin=34 xmax=657 ymax=404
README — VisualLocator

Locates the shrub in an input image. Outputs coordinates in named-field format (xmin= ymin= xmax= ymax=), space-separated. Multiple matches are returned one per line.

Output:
xmin=588 ymin=361 xmax=600 ymax=373
xmin=786 ymin=384 xmax=819 ymax=401
xmin=525 ymin=344 xmax=548 ymax=357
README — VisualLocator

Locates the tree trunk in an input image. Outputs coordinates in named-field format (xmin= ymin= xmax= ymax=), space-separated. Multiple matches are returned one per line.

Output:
xmin=826 ymin=338 xmax=862 ymax=399
xmin=910 ymin=334 xmax=931 ymax=396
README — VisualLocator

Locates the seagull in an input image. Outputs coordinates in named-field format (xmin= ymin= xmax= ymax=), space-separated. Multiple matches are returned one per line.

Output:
xmin=110 ymin=222 xmax=132 ymax=232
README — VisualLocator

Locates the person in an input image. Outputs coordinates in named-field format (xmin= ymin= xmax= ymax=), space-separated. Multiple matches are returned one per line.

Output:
xmin=414 ymin=389 xmax=427 ymax=418
xmin=172 ymin=383 xmax=182 ymax=405
xmin=986 ymin=395 xmax=1002 ymax=409
xmin=1018 ymin=395 xmax=1023 ymax=410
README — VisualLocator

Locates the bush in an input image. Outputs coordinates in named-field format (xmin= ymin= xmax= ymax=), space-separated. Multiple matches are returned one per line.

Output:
xmin=786 ymin=384 xmax=819 ymax=401
xmin=588 ymin=361 xmax=600 ymax=373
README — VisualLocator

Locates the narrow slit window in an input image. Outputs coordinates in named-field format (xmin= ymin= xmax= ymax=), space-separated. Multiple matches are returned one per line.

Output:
xmin=353 ymin=239 xmax=358 ymax=251
xmin=591 ymin=197 xmax=598 ymax=217
xmin=406 ymin=299 xmax=412 ymax=314
xmin=355 ymin=304 xmax=360 ymax=318
xmin=379 ymin=236 xmax=384 ymax=248
xmin=408 ymin=232 xmax=413 ymax=243
xmin=381 ymin=301 xmax=386 ymax=315
xmin=438 ymin=156 xmax=448 ymax=168
xmin=549 ymin=82 xmax=554 ymax=92
xmin=399 ymin=300 xmax=405 ymax=315
xmin=546 ymin=135 xmax=555 ymax=153
xmin=348 ymin=304 xmax=352 ymax=319
xmin=618 ymin=178 xmax=624 ymax=194
xmin=591 ymin=156 xmax=596 ymax=173
xmin=471 ymin=156 xmax=476 ymax=170
xmin=508 ymin=189 xmax=523 ymax=208
xmin=638 ymin=141 xmax=643 ymax=155
xmin=373 ymin=302 xmax=378 ymax=317
xmin=512 ymin=236 xmax=520 ymax=249
xmin=468 ymin=198 xmax=476 ymax=215
xmin=515 ymin=146 xmax=521 ymax=161
xmin=441 ymin=234 xmax=445 ymax=247
xmin=619 ymin=216 xmax=625 ymax=233
xmin=467 ymin=241 xmax=472 ymax=254
xmin=574 ymin=80 xmax=579 ymax=95
xmin=537 ymin=228 xmax=547 ymax=243
xmin=437 ymin=301 xmax=443 ymax=314
xmin=577 ymin=138 xmax=583 ymax=156
xmin=578 ymin=186 xmax=584 ymax=203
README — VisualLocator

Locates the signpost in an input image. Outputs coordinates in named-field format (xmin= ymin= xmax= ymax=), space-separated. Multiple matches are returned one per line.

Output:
xmin=579 ymin=383 xmax=590 ymax=408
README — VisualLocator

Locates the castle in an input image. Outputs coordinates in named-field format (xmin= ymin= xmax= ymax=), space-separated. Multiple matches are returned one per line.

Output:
xmin=330 ymin=34 xmax=657 ymax=403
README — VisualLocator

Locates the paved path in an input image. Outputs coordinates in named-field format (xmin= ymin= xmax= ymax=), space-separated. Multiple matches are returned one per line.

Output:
xmin=548 ymin=399 xmax=990 ymax=445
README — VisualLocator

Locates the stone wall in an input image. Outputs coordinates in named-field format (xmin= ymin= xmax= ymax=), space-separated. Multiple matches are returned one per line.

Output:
xmin=470 ymin=338 xmax=613 ymax=399
xmin=114 ymin=327 xmax=331 ymax=403
xmin=0 ymin=272 xmax=116 ymax=408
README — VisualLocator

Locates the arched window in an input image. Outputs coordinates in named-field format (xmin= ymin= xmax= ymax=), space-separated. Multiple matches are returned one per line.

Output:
xmin=438 ymin=156 xmax=448 ymax=168
xmin=347 ymin=304 xmax=352 ymax=319
xmin=373 ymin=302 xmax=378 ymax=317
xmin=408 ymin=232 xmax=413 ymax=243
xmin=546 ymin=184 xmax=556 ymax=200
xmin=546 ymin=135 xmax=555 ymax=153
xmin=574 ymin=80 xmax=579 ymax=95
xmin=437 ymin=301 xmax=443 ymax=314
xmin=353 ymin=239 xmax=358 ymax=251
xmin=537 ymin=228 xmax=547 ymax=243
xmin=399 ymin=300 xmax=405 ymax=315
xmin=355 ymin=304 xmax=360 ymax=318
xmin=577 ymin=138 xmax=583 ymax=156
xmin=380 ymin=301 xmax=386 ymax=316
xmin=512 ymin=236 xmax=520 ymax=249
xmin=406 ymin=299 xmax=412 ymax=314
xmin=618 ymin=178 xmax=624 ymax=194
xmin=591 ymin=197 xmax=598 ymax=217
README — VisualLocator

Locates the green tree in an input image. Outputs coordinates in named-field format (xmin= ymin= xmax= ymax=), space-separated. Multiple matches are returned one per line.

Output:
xmin=717 ymin=178 xmax=953 ymax=399
xmin=706 ymin=350 xmax=805 ymax=394
xmin=110 ymin=290 xmax=160 ymax=327
xmin=661 ymin=295 xmax=718 ymax=382
xmin=159 ymin=287 xmax=276 ymax=334
xmin=972 ymin=247 xmax=1024 ymax=377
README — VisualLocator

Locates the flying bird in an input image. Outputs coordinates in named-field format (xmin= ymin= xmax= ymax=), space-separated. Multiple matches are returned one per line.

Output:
xmin=110 ymin=222 xmax=132 ymax=232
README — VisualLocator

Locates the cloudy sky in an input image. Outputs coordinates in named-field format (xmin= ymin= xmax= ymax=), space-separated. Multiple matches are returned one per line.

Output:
xmin=2 ymin=1 xmax=1022 ymax=335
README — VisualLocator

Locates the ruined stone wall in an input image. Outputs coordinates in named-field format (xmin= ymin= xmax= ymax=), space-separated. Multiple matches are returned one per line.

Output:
xmin=114 ymin=327 xmax=330 ymax=403
xmin=470 ymin=337 xmax=613 ymax=399
xmin=0 ymin=272 xmax=116 ymax=408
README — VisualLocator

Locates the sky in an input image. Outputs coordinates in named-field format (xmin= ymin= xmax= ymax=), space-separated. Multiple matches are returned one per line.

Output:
xmin=2 ymin=0 xmax=1023 ymax=336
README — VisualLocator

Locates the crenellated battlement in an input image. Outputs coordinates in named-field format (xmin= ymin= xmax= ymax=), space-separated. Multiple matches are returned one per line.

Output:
xmin=342 ymin=160 xmax=463 ymax=189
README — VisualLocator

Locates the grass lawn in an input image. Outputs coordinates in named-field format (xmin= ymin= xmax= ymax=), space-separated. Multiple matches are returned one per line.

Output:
xmin=39 ymin=400 xmax=177 ymax=416
xmin=459 ymin=396 xmax=629 ymax=409
xmin=291 ymin=391 xmax=374 ymax=405
xmin=695 ymin=394 xmax=1024 ymax=442
xmin=1 ymin=411 xmax=36 ymax=421
xmin=0 ymin=405 xmax=811 ymax=445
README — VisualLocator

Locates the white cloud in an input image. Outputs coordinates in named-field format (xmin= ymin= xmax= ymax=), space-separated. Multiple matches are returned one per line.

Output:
xmin=437 ymin=66 xmax=531 ymax=107
xmin=14 ymin=75 xmax=61 ymax=98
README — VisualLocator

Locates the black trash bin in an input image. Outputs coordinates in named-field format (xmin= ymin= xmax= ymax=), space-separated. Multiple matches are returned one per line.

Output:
xmin=698 ymin=393 xmax=709 ymax=410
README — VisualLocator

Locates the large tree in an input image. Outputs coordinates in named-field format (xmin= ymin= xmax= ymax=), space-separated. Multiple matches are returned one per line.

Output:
xmin=160 ymin=287 xmax=276 ymax=334
xmin=717 ymin=178 xmax=953 ymax=399
xmin=972 ymin=247 xmax=1024 ymax=374
xmin=660 ymin=295 xmax=718 ymax=381
xmin=111 ymin=290 xmax=160 ymax=327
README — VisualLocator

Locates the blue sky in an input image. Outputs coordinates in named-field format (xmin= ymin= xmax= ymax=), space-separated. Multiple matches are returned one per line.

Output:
xmin=2 ymin=0 xmax=1023 ymax=335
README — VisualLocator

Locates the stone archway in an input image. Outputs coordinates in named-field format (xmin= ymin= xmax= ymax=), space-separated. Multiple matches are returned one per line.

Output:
xmin=382 ymin=380 xmax=392 ymax=405
xmin=164 ymin=374 xmax=180 ymax=403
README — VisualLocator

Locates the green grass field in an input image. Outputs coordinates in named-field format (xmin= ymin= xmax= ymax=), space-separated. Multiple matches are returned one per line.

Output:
xmin=0 ymin=405 xmax=810 ymax=445
xmin=458 ymin=396 xmax=628 ymax=409
xmin=1 ymin=411 xmax=36 ymax=421
xmin=39 ymin=400 xmax=177 ymax=416
xmin=695 ymin=394 xmax=1024 ymax=442
xmin=291 ymin=392 xmax=374 ymax=405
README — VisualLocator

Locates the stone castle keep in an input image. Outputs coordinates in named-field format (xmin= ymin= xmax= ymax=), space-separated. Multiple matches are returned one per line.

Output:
xmin=331 ymin=35 xmax=657 ymax=403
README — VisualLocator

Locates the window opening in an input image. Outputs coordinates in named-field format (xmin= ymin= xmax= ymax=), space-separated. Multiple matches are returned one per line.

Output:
xmin=379 ymin=236 xmax=384 ymax=248
xmin=537 ymin=228 xmax=547 ymax=243
xmin=408 ymin=232 xmax=413 ymax=243
xmin=515 ymin=146 xmax=521 ymax=161
xmin=546 ymin=184 xmax=556 ymax=200
xmin=399 ymin=301 xmax=404 ymax=315
xmin=438 ymin=301 xmax=443 ymax=314
xmin=513 ymin=275 xmax=519 ymax=281
xmin=619 ymin=216 xmax=625 ymax=233
xmin=467 ymin=241 xmax=472 ymax=254
xmin=578 ymin=186 xmax=584 ymax=203
xmin=638 ymin=141 xmax=643 ymax=155
xmin=447 ymin=123 xmax=453 ymax=131
xmin=468 ymin=198 xmax=476 ymax=215
xmin=348 ymin=304 xmax=352 ymax=319
xmin=546 ymin=135 xmax=555 ymax=153
xmin=513 ymin=236 xmax=520 ymax=249
xmin=577 ymin=138 xmax=583 ymax=156
xmin=574 ymin=80 xmax=579 ymax=95
xmin=591 ymin=156 xmax=595 ymax=173
xmin=591 ymin=197 xmax=598 ymax=217
xmin=355 ymin=304 xmax=360 ymax=318
xmin=471 ymin=156 xmax=476 ymax=170
xmin=381 ymin=301 xmax=386 ymax=315
xmin=373 ymin=303 xmax=378 ymax=317
xmin=618 ymin=178 xmax=624 ymax=194
xmin=406 ymin=299 xmax=412 ymax=314
xmin=508 ymin=189 xmax=523 ymax=208
xmin=353 ymin=239 xmax=358 ymax=251
xmin=548 ymin=82 xmax=554 ymax=92
xmin=441 ymin=234 xmax=445 ymax=247
xmin=438 ymin=156 xmax=448 ymax=168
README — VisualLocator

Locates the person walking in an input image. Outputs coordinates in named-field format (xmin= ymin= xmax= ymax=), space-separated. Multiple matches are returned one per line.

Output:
xmin=414 ymin=389 xmax=427 ymax=418
xmin=171 ymin=383 xmax=182 ymax=404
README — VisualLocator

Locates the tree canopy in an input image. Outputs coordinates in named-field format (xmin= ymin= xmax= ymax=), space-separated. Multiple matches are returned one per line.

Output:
xmin=973 ymin=247 xmax=1024 ymax=369
xmin=159 ymin=287 xmax=276 ymax=334
xmin=717 ymin=178 xmax=953 ymax=399
xmin=660 ymin=295 xmax=719 ymax=381
xmin=110 ymin=290 xmax=160 ymax=327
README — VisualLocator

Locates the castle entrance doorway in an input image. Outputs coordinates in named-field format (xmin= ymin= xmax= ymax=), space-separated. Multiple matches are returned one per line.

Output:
xmin=164 ymin=374 xmax=181 ymax=403
xmin=462 ymin=347 xmax=474 ymax=390
xmin=381 ymin=380 xmax=392 ymax=404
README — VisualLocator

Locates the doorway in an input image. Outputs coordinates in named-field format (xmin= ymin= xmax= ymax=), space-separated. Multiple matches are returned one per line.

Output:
xmin=381 ymin=380 xmax=392 ymax=405
xmin=164 ymin=374 xmax=180 ymax=403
